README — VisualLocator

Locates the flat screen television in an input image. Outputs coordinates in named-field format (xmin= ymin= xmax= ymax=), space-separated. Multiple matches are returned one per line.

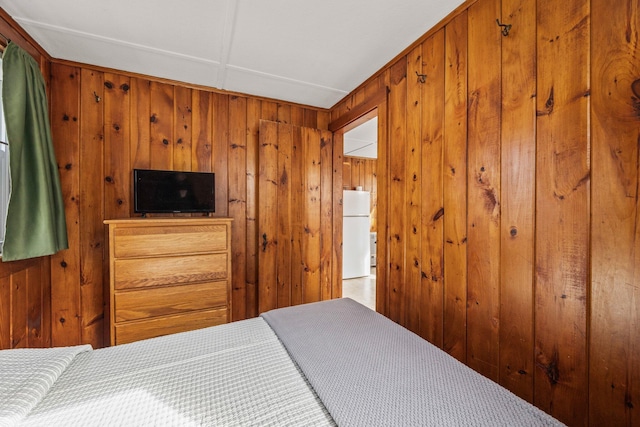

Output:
xmin=133 ymin=169 xmax=215 ymax=214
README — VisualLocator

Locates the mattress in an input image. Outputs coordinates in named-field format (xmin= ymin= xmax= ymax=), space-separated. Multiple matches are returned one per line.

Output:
xmin=0 ymin=298 xmax=565 ymax=426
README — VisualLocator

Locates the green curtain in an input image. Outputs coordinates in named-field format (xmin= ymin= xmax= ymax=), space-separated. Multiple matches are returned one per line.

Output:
xmin=1 ymin=42 xmax=67 ymax=261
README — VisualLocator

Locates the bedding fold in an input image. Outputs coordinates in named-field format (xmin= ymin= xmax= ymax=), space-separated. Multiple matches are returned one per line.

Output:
xmin=0 ymin=345 xmax=92 ymax=427
xmin=15 ymin=318 xmax=334 ymax=427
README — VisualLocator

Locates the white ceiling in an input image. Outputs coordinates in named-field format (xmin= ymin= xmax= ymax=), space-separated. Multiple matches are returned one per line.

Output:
xmin=344 ymin=116 xmax=377 ymax=159
xmin=0 ymin=0 xmax=463 ymax=109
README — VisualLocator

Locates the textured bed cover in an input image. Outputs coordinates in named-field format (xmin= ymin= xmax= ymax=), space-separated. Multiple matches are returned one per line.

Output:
xmin=262 ymin=298 xmax=565 ymax=427
xmin=0 ymin=318 xmax=334 ymax=427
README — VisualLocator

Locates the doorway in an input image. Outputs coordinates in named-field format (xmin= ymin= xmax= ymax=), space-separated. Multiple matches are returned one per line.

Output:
xmin=341 ymin=113 xmax=378 ymax=310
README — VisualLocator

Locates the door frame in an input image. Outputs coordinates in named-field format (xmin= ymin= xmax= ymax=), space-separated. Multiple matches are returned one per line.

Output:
xmin=328 ymin=87 xmax=389 ymax=315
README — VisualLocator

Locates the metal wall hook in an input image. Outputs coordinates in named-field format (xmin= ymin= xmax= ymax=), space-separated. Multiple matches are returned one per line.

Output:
xmin=415 ymin=71 xmax=427 ymax=84
xmin=93 ymin=91 xmax=101 ymax=103
xmin=496 ymin=19 xmax=512 ymax=36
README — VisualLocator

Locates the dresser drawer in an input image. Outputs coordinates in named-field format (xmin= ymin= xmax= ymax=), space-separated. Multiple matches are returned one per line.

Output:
xmin=114 ymin=253 xmax=228 ymax=290
xmin=114 ymin=307 xmax=228 ymax=345
xmin=114 ymin=281 xmax=228 ymax=322
xmin=114 ymin=224 xmax=228 ymax=258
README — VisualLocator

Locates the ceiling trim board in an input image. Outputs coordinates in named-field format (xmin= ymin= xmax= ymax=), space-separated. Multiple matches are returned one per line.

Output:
xmin=15 ymin=17 xmax=220 ymax=67
xmin=224 ymin=67 xmax=347 ymax=107
xmin=225 ymin=64 xmax=349 ymax=94
xmin=216 ymin=0 xmax=239 ymax=88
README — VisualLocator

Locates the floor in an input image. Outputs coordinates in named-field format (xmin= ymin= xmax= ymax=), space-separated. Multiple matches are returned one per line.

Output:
xmin=342 ymin=267 xmax=376 ymax=310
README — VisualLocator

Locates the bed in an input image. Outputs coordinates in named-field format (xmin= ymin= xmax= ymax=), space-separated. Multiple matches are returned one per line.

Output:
xmin=0 ymin=298 xmax=563 ymax=426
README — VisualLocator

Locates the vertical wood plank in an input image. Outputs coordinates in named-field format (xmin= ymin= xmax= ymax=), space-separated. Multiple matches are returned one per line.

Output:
xmin=388 ymin=58 xmax=408 ymax=324
xmin=41 ymin=257 xmax=51 ymax=348
xmin=319 ymin=129 xmax=333 ymax=301
xmin=26 ymin=262 xmax=44 ymax=347
xmin=302 ymin=128 xmax=322 ymax=304
xmin=363 ymin=160 xmax=372 ymax=192
xmin=245 ymin=98 xmax=260 ymax=317
xmin=317 ymin=111 xmax=330 ymax=130
xmin=212 ymin=93 xmax=229 ymax=218
xmin=303 ymin=110 xmax=317 ymax=128
xmin=290 ymin=125 xmax=304 ymax=306
xmin=420 ymin=29 xmax=445 ymax=347
xmin=191 ymin=90 xmax=212 ymax=172
xmin=79 ymin=68 xmax=105 ymax=348
xmin=149 ymin=81 xmax=174 ymax=170
xmin=50 ymin=64 xmax=82 ymax=346
xmin=173 ymin=85 xmax=192 ymax=171
xmin=535 ymin=0 xmax=590 ymax=423
xmin=229 ymin=96 xmax=247 ymax=320
xmin=331 ymin=97 xmax=352 ymax=124
xmin=276 ymin=123 xmax=293 ymax=309
xmin=277 ymin=103 xmax=291 ymax=124
xmin=364 ymin=75 xmax=384 ymax=101
xmin=405 ymin=45 xmax=423 ymax=334
xmin=354 ymin=87 xmax=366 ymax=107
xmin=0 ymin=274 xmax=9 ymax=348
xmin=291 ymin=106 xmax=305 ymax=127
xmin=130 ymin=78 xmax=151 ymax=169
xmin=466 ymin=0 xmax=502 ymax=381
xmin=590 ymin=0 xmax=640 ymax=424
xmin=499 ymin=0 xmax=537 ymax=401
xmin=258 ymin=120 xmax=278 ymax=313
xmin=103 ymin=72 xmax=131 ymax=345
xmin=370 ymin=159 xmax=378 ymax=233
xmin=261 ymin=101 xmax=278 ymax=123
xmin=332 ymin=130 xmax=344 ymax=301
xmin=443 ymin=12 xmax=468 ymax=363
xmin=375 ymin=72 xmax=390 ymax=316
xmin=11 ymin=270 xmax=26 ymax=348
xmin=104 ymin=73 xmax=131 ymax=220
xmin=354 ymin=159 xmax=363 ymax=185
xmin=343 ymin=161 xmax=352 ymax=189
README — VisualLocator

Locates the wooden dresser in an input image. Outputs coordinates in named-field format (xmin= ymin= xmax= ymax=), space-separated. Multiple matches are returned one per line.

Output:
xmin=104 ymin=217 xmax=232 ymax=345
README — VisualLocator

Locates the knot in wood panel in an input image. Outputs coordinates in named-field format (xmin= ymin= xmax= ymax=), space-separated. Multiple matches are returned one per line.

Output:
xmin=536 ymin=348 xmax=560 ymax=385
xmin=537 ymin=87 xmax=555 ymax=116
xmin=631 ymin=79 xmax=640 ymax=98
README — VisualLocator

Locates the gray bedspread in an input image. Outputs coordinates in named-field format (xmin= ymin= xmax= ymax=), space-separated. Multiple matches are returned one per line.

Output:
xmin=261 ymin=298 xmax=564 ymax=427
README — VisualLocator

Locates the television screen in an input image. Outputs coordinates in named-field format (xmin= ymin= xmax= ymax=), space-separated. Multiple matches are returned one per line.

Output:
xmin=134 ymin=169 xmax=215 ymax=213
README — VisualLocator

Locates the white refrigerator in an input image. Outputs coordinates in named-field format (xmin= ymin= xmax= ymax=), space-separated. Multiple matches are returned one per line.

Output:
xmin=343 ymin=190 xmax=371 ymax=279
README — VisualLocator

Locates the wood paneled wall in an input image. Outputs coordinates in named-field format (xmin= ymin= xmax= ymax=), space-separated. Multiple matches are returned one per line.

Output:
xmin=343 ymin=156 xmax=377 ymax=231
xmin=330 ymin=0 xmax=639 ymax=425
xmin=0 ymin=56 xmax=328 ymax=350
xmin=45 ymin=63 xmax=329 ymax=348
